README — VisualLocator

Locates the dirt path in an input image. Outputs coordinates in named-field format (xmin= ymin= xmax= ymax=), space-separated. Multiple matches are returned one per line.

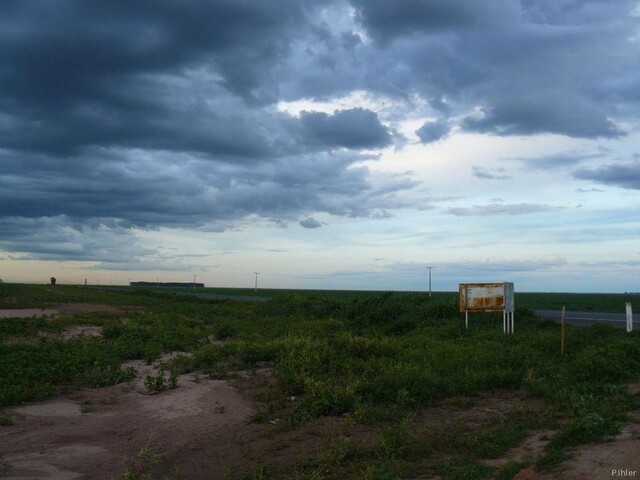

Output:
xmin=0 ymin=360 xmax=258 ymax=479
xmin=0 ymin=305 xmax=142 ymax=319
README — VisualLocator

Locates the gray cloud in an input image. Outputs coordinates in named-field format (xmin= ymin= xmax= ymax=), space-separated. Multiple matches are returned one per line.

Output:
xmin=298 ymin=108 xmax=393 ymax=150
xmin=1 ymin=0 xmax=639 ymax=265
xmin=512 ymin=150 xmax=605 ymax=170
xmin=573 ymin=161 xmax=640 ymax=190
xmin=351 ymin=0 xmax=518 ymax=43
xmin=461 ymin=97 xmax=624 ymax=139
xmin=283 ymin=0 xmax=639 ymax=140
xmin=299 ymin=217 xmax=323 ymax=229
xmin=471 ymin=166 xmax=511 ymax=180
xmin=415 ymin=120 xmax=450 ymax=143
xmin=445 ymin=202 xmax=565 ymax=216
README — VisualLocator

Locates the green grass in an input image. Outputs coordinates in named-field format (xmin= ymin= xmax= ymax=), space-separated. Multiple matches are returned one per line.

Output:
xmin=1 ymin=284 xmax=639 ymax=478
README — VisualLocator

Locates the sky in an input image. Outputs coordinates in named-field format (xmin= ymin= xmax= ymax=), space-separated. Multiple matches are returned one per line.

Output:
xmin=0 ymin=0 xmax=639 ymax=293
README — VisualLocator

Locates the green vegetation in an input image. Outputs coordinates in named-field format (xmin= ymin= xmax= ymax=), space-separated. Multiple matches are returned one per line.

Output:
xmin=1 ymin=284 xmax=639 ymax=479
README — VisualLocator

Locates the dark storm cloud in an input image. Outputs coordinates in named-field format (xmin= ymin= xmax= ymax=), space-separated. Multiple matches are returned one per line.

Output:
xmin=350 ymin=0 xmax=516 ymax=43
xmin=0 ymin=0 xmax=312 ymax=159
xmin=0 ymin=0 xmax=305 ymax=107
xmin=461 ymin=97 xmax=624 ymax=139
xmin=281 ymin=0 xmax=638 ymax=140
xmin=573 ymin=161 xmax=640 ymax=190
xmin=298 ymin=108 xmax=393 ymax=149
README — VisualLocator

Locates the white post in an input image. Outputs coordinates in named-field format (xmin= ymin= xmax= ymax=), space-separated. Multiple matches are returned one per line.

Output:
xmin=626 ymin=303 xmax=633 ymax=333
xmin=465 ymin=310 xmax=468 ymax=329
xmin=511 ymin=312 xmax=514 ymax=334
xmin=503 ymin=310 xmax=506 ymax=334
xmin=561 ymin=306 xmax=565 ymax=355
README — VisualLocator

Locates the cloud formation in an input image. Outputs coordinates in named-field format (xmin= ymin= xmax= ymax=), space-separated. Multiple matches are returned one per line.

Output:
xmin=415 ymin=121 xmax=450 ymax=144
xmin=299 ymin=217 xmax=323 ymax=229
xmin=445 ymin=203 xmax=564 ymax=216
xmin=573 ymin=161 xmax=640 ymax=190
xmin=0 ymin=0 xmax=639 ymax=269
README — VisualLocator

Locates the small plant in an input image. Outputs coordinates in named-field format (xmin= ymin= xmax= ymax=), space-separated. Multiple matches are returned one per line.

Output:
xmin=144 ymin=369 xmax=179 ymax=394
xmin=0 ymin=453 xmax=11 ymax=476
xmin=80 ymin=399 xmax=94 ymax=414
xmin=122 ymin=442 xmax=160 ymax=480
xmin=101 ymin=392 xmax=120 ymax=405
xmin=0 ymin=416 xmax=13 ymax=426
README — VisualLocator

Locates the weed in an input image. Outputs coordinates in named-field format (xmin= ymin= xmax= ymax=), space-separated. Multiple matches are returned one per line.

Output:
xmin=0 ymin=453 xmax=10 ymax=476
xmin=376 ymin=418 xmax=414 ymax=460
xmin=101 ymin=392 xmax=120 ymax=405
xmin=0 ymin=416 xmax=13 ymax=426
xmin=144 ymin=369 xmax=179 ymax=394
xmin=495 ymin=461 xmax=528 ymax=480
xmin=80 ymin=399 xmax=94 ymax=414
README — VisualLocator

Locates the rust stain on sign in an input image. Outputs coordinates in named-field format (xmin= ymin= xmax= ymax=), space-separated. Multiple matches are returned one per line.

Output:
xmin=459 ymin=283 xmax=514 ymax=312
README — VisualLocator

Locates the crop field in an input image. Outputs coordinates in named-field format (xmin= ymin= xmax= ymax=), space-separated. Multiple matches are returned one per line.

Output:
xmin=0 ymin=284 xmax=639 ymax=479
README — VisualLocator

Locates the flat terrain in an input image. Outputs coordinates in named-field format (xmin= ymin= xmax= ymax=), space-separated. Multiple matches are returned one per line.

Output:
xmin=1 ymin=285 xmax=639 ymax=479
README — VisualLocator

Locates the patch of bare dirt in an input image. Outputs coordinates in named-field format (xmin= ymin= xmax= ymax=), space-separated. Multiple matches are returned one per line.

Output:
xmin=3 ymin=373 xmax=640 ymax=480
xmin=485 ymin=429 xmax=556 ymax=469
xmin=59 ymin=326 xmax=103 ymax=340
xmin=50 ymin=304 xmax=144 ymax=316
xmin=511 ymin=406 xmax=640 ymax=480
xmin=0 ymin=309 xmax=58 ymax=319
xmin=0 ymin=304 xmax=142 ymax=320
xmin=0 ymin=355 xmax=260 ymax=480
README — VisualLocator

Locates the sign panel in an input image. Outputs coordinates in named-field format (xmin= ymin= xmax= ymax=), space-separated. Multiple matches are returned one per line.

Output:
xmin=458 ymin=282 xmax=514 ymax=313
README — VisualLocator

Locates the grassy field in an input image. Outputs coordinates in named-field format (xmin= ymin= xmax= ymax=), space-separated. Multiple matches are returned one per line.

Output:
xmin=1 ymin=284 xmax=639 ymax=479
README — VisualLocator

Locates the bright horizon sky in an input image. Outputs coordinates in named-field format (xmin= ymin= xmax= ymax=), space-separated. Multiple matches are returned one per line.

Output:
xmin=1 ymin=1 xmax=639 ymax=293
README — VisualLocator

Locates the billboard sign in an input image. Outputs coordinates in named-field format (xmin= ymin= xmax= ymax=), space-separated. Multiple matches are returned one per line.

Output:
xmin=458 ymin=282 xmax=515 ymax=334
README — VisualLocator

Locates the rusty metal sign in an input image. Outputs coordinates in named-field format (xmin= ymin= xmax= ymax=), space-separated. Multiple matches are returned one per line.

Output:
xmin=458 ymin=282 xmax=514 ymax=312
xmin=458 ymin=282 xmax=515 ymax=334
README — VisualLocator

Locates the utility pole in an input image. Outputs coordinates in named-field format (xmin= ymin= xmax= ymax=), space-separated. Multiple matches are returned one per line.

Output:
xmin=254 ymin=272 xmax=260 ymax=292
xmin=427 ymin=266 xmax=433 ymax=297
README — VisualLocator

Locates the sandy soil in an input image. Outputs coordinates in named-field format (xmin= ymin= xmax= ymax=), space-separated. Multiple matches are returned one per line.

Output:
xmin=0 ymin=356 xmax=259 ymax=480
xmin=0 ymin=305 xmax=141 ymax=319
xmin=3 ymin=374 xmax=640 ymax=479
xmin=0 ymin=309 xmax=59 ymax=319
xmin=529 ymin=414 xmax=640 ymax=480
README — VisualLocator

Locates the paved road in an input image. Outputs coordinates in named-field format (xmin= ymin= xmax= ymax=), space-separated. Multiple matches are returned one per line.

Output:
xmin=535 ymin=310 xmax=636 ymax=329
xmin=191 ymin=293 xmax=271 ymax=302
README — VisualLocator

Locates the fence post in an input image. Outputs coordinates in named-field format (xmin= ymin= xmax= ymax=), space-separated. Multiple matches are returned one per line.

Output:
xmin=626 ymin=303 xmax=633 ymax=333
xmin=561 ymin=306 xmax=565 ymax=355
